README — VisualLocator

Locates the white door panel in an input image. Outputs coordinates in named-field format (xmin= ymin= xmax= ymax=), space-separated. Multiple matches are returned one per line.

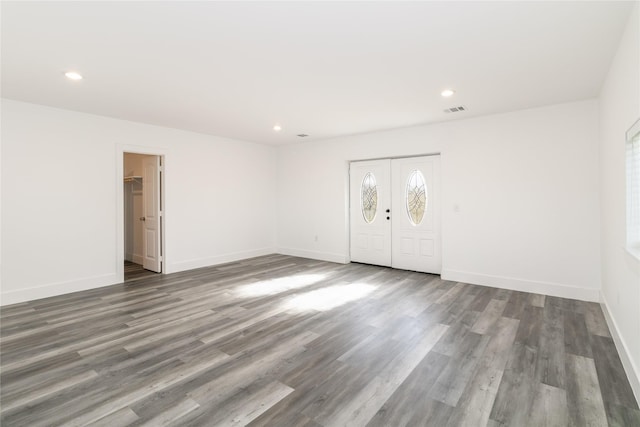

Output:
xmin=350 ymin=155 xmax=441 ymax=274
xmin=391 ymin=156 xmax=441 ymax=274
xmin=142 ymin=156 xmax=162 ymax=273
xmin=349 ymin=159 xmax=392 ymax=267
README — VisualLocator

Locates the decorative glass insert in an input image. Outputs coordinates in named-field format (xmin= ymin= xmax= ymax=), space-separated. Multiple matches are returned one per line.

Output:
xmin=406 ymin=170 xmax=427 ymax=225
xmin=361 ymin=172 xmax=378 ymax=223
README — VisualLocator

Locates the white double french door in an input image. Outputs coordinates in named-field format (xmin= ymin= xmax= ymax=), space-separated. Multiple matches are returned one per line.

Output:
xmin=350 ymin=155 xmax=441 ymax=274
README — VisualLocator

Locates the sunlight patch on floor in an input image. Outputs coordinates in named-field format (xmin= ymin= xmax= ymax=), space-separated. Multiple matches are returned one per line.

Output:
xmin=284 ymin=283 xmax=377 ymax=312
xmin=235 ymin=274 xmax=326 ymax=297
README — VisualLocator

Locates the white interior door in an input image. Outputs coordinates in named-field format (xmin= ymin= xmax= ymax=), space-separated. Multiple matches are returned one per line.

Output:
xmin=142 ymin=156 xmax=162 ymax=272
xmin=391 ymin=156 xmax=441 ymax=274
xmin=349 ymin=155 xmax=441 ymax=274
xmin=349 ymin=159 xmax=392 ymax=267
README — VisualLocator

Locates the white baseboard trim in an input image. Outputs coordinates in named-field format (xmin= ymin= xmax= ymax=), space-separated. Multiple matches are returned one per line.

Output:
xmin=1 ymin=273 xmax=119 ymax=306
xmin=125 ymin=253 xmax=144 ymax=264
xmin=276 ymin=247 xmax=349 ymax=264
xmin=441 ymin=269 xmax=600 ymax=302
xmin=600 ymin=292 xmax=640 ymax=405
xmin=168 ymin=248 xmax=277 ymax=273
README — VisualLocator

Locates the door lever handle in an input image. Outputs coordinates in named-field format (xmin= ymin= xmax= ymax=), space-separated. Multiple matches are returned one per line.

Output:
xmin=139 ymin=217 xmax=146 ymax=221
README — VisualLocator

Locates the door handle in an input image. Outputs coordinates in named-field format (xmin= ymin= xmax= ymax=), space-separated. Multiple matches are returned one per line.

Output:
xmin=140 ymin=217 xmax=146 ymax=221
xmin=386 ymin=209 xmax=390 ymax=213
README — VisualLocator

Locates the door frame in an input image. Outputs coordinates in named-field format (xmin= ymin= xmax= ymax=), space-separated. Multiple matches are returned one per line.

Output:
xmin=116 ymin=145 xmax=167 ymax=283
xmin=347 ymin=152 xmax=442 ymax=269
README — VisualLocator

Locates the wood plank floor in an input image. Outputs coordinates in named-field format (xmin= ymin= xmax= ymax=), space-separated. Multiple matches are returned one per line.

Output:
xmin=124 ymin=261 xmax=159 ymax=283
xmin=1 ymin=254 xmax=638 ymax=426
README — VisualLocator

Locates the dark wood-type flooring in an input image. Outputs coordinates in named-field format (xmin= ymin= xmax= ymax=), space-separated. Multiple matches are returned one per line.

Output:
xmin=1 ymin=255 xmax=638 ymax=426
xmin=124 ymin=261 xmax=159 ymax=283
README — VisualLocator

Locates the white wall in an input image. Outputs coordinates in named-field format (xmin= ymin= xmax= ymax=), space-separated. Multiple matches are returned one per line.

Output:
xmin=599 ymin=5 xmax=640 ymax=401
xmin=277 ymin=100 xmax=602 ymax=301
xmin=1 ymin=97 xmax=605 ymax=307
xmin=1 ymin=99 xmax=277 ymax=304
xmin=123 ymin=152 xmax=145 ymax=177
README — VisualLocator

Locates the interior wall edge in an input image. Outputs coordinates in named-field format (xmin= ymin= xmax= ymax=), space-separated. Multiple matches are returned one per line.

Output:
xmin=600 ymin=290 xmax=640 ymax=405
xmin=442 ymin=268 xmax=601 ymax=302
xmin=0 ymin=273 xmax=118 ymax=306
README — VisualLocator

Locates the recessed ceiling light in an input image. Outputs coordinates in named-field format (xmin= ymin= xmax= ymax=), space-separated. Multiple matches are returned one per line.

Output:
xmin=273 ymin=124 xmax=282 ymax=132
xmin=441 ymin=89 xmax=455 ymax=97
xmin=65 ymin=71 xmax=83 ymax=80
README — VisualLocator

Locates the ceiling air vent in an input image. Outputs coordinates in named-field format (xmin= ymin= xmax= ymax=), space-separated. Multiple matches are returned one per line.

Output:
xmin=443 ymin=106 xmax=466 ymax=114
xmin=297 ymin=134 xmax=309 ymax=138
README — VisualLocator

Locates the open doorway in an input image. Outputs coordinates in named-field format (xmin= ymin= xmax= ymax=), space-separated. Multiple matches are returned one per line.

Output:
xmin=123 ymin=152 xmax=164 ymax=282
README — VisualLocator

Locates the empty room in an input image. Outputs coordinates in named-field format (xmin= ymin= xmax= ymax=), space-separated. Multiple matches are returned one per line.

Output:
xmin=1 ymin=1 xmax=639 ymax=426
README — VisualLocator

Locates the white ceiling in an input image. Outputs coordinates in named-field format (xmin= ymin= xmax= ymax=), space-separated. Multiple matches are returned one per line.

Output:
xmin=1 ymin=1 xmax=634 ymax=145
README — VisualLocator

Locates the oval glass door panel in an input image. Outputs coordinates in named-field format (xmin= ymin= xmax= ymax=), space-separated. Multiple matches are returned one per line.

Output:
xmin=406 ymin=170 xmax=427 ymax=225
xmin=361 ymin=172 xmax=378 ymax=223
